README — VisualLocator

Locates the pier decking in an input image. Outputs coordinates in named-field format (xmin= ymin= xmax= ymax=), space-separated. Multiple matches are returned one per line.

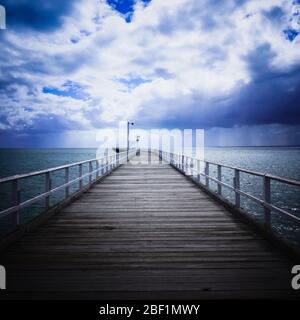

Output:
xmin=0 ymin=152 xmax=298 ymax=299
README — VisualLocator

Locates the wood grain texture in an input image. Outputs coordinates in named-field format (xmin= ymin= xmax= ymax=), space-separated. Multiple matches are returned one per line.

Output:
xmin=0 ymin=152 xmax=298 ymax=299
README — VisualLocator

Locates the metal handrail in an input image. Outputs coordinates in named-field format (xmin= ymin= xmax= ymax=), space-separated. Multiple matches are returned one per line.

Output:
xmin=0 ymin=159 xmax=100 ymax=184
xmin=159 ymin=151 xmax=300 ymax=229
xmin=0 ymin=150 xmax=136 ymax=232
xmin=198 ymin=159 xmax=300 ymax=187
xmin=165 ymin=153 xmax=300 ymax=187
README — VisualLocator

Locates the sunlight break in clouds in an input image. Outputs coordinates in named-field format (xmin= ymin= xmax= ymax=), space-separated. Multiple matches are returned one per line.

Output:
xmin=0 ymin=0 xmax=300 ymax=146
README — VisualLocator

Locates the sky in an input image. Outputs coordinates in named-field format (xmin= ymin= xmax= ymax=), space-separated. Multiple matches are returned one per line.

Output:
xmin=0 ymin=0 xmax=300 ymax=147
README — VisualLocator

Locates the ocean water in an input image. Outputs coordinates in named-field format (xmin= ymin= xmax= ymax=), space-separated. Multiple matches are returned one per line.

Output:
xmin=204 ymin=147 xmax=300 ymax=247
xmin=0 ymin=147 xmax=299 ymax=247
xmin=0 ymin=148 xmax=98 ymax=236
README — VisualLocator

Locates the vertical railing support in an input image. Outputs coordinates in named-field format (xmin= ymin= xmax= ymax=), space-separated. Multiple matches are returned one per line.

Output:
xmin=263 ymin=175 xmax=271 ymax=228
xmin=186 ymin=157 xmax=189 ymax=175
xmin=217 ymin=165 xmax=222 ymax=196
xmin=79 ymin=164 xmax=83 ymax=190
xmin=45 ymin=172 xmax=51 ymax=209
xmin=110 ymin=155 xmax=113 ymax=171
xmin=12 ymin=179 xmax=20 ymax=227
xmin=101 ymin=158 xmax=104 ymax=176
xmin=234 ymin=169 xmax=240 ymax=208
xmin=96 ymin=160 xmax=99 ymax=179
xmin=205 ymin=162 xmax=209 ymax=187
xmin=65 ymin=167 xmax=69 ymax=198
xmin=159 ymin=135 xmax=162 ymax=164
xmin=89 ymin=161 xmax=92 ymax=184
xmin=197 ymin=160 xmax=200 ymax=182
xmin=191 ymin=158 xmax=195 ymax=178
xmin=148 ymin=149 xmax=151 ymax=164
xmin=181 ymin=155 xmax=184 ymax=172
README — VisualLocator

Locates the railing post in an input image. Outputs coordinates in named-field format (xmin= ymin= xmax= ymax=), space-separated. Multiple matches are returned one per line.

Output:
xmin=65 ymin=167 xmax=69 ymax=198
xmin=205 ymin=162 xmax=209 ymax=187
xmin=159 ymin=135 xmax=162 ymax=164
xmin=89 ymin=161 xmax=92 ymax=184
xmin=12 ymin=179 xmax=20 ymax=227
xmin=96 ymin=160 xmax=99 ymax=179
xmin=45 ymin=172 xmax=51 ymax=209
xmin=263 ymin=175 xmax=271 ymax=228
xmin=191 ymin=158 xmax=195 ymax=177
xmin=187 ymin=157 xmax=191 ymax=176
xmin=110 ymin=155 xmax=113 ymax=171
xmin=197 ymin=160 xmax=200 ymax=182
xmin=79 ymin=164 xmax=83 ymax=190
xmin=234 ymin=169 xmax=240 ymax=208
xmin=181 ymin=155 xmax=184 ymax=172
xmin=217 ymin=165 xmax=222 ymax=196
xmin=185 ymin=157 xmax=188 ymax=175
xmin=101 ymin=158 xmax=104 ymax=175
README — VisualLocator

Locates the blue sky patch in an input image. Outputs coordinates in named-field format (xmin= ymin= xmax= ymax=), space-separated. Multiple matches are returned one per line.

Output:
xmin=283 ymin=28 xmax=299 ymax=41
xmin=43 ymin=81 xmax=88 ymax=100
xmin=107 ymin=0 xmax=151 ymax=22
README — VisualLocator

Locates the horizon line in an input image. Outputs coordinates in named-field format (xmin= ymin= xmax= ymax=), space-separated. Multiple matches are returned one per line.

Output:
xmin=0 ymin=145 xmax=300 ymax=149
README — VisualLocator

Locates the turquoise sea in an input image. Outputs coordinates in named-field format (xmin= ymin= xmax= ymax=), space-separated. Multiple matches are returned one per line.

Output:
xmin=0 ymin=147 xmax=299 ymax=247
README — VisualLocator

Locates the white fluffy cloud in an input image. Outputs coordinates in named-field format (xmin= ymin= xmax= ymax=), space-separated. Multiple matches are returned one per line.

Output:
xmin=1 ymin=0 xmax=300 ymax=132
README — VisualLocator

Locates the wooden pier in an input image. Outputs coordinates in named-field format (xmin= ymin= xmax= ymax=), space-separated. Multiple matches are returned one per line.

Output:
xmin=0 ymin=151 xmax=299 ymax=299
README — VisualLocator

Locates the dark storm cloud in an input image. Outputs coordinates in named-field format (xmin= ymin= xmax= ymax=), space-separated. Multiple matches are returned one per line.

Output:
xmin=227 ymin=46 xmax=300 ymax=127
xmin=1 ymin=0 xmax=78 ymax=31
xmin=137 ymin=43 xmax=300 ymax=130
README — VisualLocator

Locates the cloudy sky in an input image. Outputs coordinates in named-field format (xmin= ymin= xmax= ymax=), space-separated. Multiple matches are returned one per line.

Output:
xmin=0 ymin=0 xmax=300 ymax=147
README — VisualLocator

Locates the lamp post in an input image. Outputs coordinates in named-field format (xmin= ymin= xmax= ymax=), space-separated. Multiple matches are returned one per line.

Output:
xmin=127 ymin=121 xmax=134 ymax=162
